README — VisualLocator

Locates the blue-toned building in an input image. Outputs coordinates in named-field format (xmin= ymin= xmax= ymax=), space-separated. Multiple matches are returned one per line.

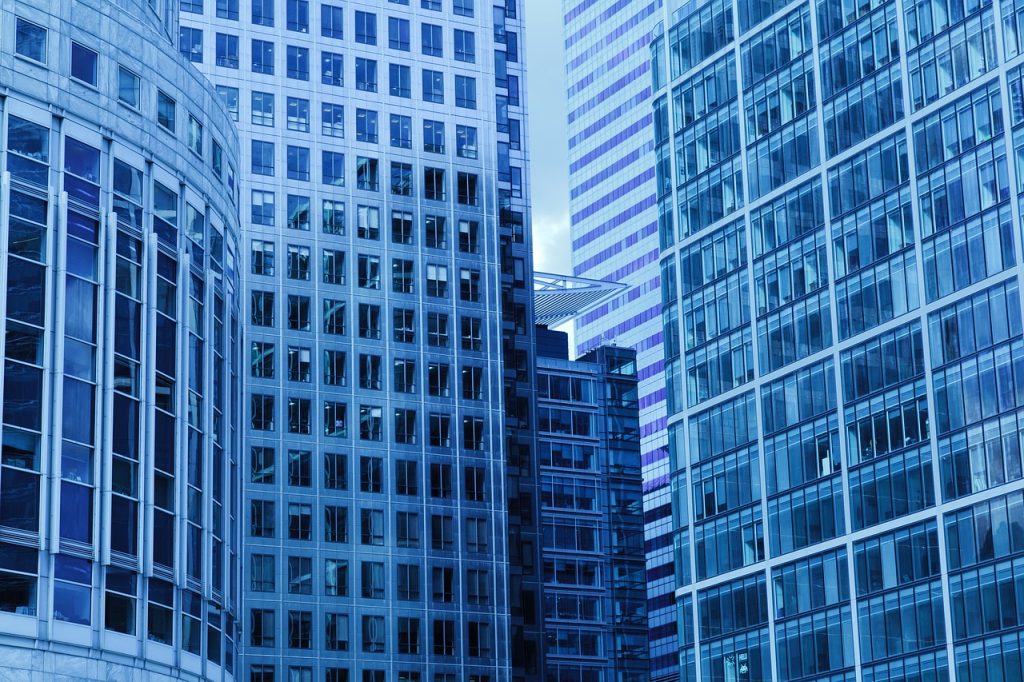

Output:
xmin=177 ymin=1 xmax=537 ymax=681
xmin=651 ymin=0 xmax=1024 ymax=677
xmin=0 ymin=0 xmax=242 ymax=677
xmin=535 ymin=327 xmax=649 ymax=682
xmin=559 ymin=2 xmax=680 ymax=678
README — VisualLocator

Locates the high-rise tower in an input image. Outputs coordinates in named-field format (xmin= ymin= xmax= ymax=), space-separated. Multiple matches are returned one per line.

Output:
xmin=177 ymin=1 xmax=536 ymax=681
xmin=0 ymin=0 xmax=242 ymax=677
xmin=560 ymin=2 xmax=679 ymax=678
xmin=653 ymin=0 xmax=1024 ymax=677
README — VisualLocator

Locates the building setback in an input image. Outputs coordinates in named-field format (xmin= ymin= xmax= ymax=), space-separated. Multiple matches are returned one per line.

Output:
xmin=177 ymin=0 xmax=538 ymax=681
xmin=535 ymin=327 xmax=649 ymax=682
xmin=0 ymin=0 xmax=242 ymax=678
xmin=560 ymin=1 xmax=678 ymax=678
xmin=652 ymin=0 xmax=1024 ymax=677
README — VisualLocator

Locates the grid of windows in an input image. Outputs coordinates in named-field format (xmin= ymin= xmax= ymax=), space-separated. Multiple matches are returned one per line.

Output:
xmin=655 ymin=0 xmax=1024 ymax=675
xmin=173 ymin=1 xmax=523 ymax=680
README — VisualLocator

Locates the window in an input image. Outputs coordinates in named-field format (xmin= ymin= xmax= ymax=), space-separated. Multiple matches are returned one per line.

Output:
xmin=285 ymin=194 xmax=309 ymax=231
xmin=322 ymin=250 xmax=345 ymax=285
xmin=357 ymin=157 xmax=380 ymax=191
xmin=398 ymin=564 xmax=421 ymax=601
xmin=454 ymin=0 xmax=474 ymax=16
xmin=322 ymin=3 xmax=343 ymax=38
xmin=430 ymin=413 xmax=452 ymax=447
xmin=356 ymin=109 xmax=378 ymax=142
xmin=15 ymin=18 xmax=46 ymax=63
xmin=322 ymin=151 xmax=345 ymax=186
xmin=324 ymin=505 xmax=348 ymax=543
xmin=355 ymin=11 xmax=377 ymax=44
xmin=322 ymin=299 xmax=346 ymax=335
xmin=360 ymin=405 xmax=383 ymax=441
xmin=396 ymin=460 xmax=419 ymax=497
xmin=391 ymin=115 xmax=412 ymax=148
xmin=252 ymin=91 xmax=274 ymax=126
xmin=359 ymin=354 xmax=382 ymax=390
xmin=398 ymin=617 xmax=421 ymax=654
xmin=323 ymin=199 xmax=344 ymax=234
xmin=359 ymin=305 xmax=382 ymax=339
xmin=457 ymin=172 xmax=479 ymax=205
xmin=323 ymin=349 xmax=347 ymax=387
xmin=325 ymin=558 xmax=348 ymax=596
xmin=286 ymin=347 xmax=311 ymax=383
xmin=253 ymin=0 xmax=274 ymax=25
xmin=287 ymin=146 xmax=310 ymax=181
xmin=361 ymin=510 xmax=384 ymax=546
xmin=424 ymin=167 xmax=446 ymax=201
xmin=356 ymin=57 xmax=378 ymax=92
xmin=389 ymin=17 xmax=411 ymax=50
xmin=324 ymin=452 xmax=348 ymax=489
xmin=423 ymin=69 xmax=444 ymax=103
xmin=251 ymin=139 xmax=274 ymax=177
xmin=455 ymin=76 xmax=476 ymax=108
xmin=389 ymin=63 xmax=412 ymax=97
xmin=288 ymin=504 xmax=312 ymax=540
xmin=422 ymin=23 xmax=443 ymax=57
xmin=459 ymin=220 xmax=480 ymax=253
xmin=251 ymin=445 xmax=275 ymax=482
xmin=461 ymin=317 xmax=483 ymax=350
xmin=117 ymin=66 xmax=140 ymax=108
xmin=216 ymin=0 xmax=239 ymax=18
xmin=215 ymin=85 xmax=238 ymax=121
xmin=395 ymin=409 xmax=417 ymax=444
xmin=322 ymin=51 xmax=343 ymax=86
xmin=394 ymin=309 xmax=415 ymax=343
xmin=287 ymin=45 xmax=309 ymax=80
xmin=288 ymin=611 xmax=312 ymax=649
xmin=252 ymin=39 xmax=274 ymax=74
xmin=396 ymin=511 xmax=420 ymax=548
xmin=286 ymin=446 xmax=309 ymax=483
xmin=357 ymin=205 xmax=380 ymax=240
xmin=456 ymin=125 xmax=477 ymax=158
xmin=432 ymin=619 xmax=455 ymax=655
xmin=427 ymin=313 xmax=449 ymax=347
xmin=286 ymin=556 xmax=312 ymax=595
xmin=287 ymin=295 xmax=310 ymax=331
xmin=251 ymin=394 xmax=275 ymax=430
xmin=71 ymin=41 xmax=98 ymax=84
xmin=250 ymin=554 xmax=275 ymax=592
xmin=179 ymin=27 xmax=202 ymax=62
xmin=426 ymin=215 xmax=447 ymax=248
xmin=318 ymin=103 xmax=344 ymax=139
xmin=252 ymin=190 xmax=275 ymax=226
xmin=157 ymin=91 xmax=176 ymax=132
xmin=287 ymin=0 xmax=309 ymax=31
xmin=286 ymin=97 xmax=310 ymax=132
xmin=250 ymin=499 xmax=275 ymax=536
xmin=215 ymin=33 xmax=239 ymax=68
xmin=391 ymin=162 xmax=413 ymax=196
xmin=424 ymin=120 xmax=445 ymax=153
xmin=460 ymin=269 xmax=481 ymax=302
xmin=426 ymin=264 xmax=448 ymax=297
xmin=326 ymin=613 xmax=349 ymax=651
xmin=454 ymin=30 xmax=475 ymax=62
xmin=362 ymin=616 xmax=386 ymax=653
xmin=251 ymin=609 xmax=276 ymax=647
xmin=357 ymin=254 xmax=381 ymax=289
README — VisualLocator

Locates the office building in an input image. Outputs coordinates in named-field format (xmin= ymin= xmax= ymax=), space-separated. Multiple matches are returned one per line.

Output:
xmin=0 ymin=0 xmax=242 ymax=678
xmin=653 ymin=0 xmax=1024 ymax=677
xmin=535 ymin=327 xmax=649 ymax=682
xmin=176 ymin=1 xmax=537 ymax=681
xmin=560 ymin=1 xmax=677 ymax=677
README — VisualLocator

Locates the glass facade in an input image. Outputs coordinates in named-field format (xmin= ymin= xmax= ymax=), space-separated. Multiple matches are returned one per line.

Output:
xmin=560 ymin=1 xmax=677 ymax=677
xmin=652 ymin=0 xmax=1024 ymax=676
xmin=178 ymin=1 xmax=536 ymax=681
xmin=536 ymin=333 xmax=649 ymax=682
xmin=0 ymin=0 xmax=241 ymax=678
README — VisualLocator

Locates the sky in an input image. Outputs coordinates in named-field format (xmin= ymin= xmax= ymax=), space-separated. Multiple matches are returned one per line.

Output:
xmin=525 ymin=1 xmax=573 ymax=276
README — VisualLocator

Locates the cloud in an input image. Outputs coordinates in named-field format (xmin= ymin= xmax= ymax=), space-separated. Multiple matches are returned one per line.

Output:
xmin=531 ymin=210 xmax=573 ymax=275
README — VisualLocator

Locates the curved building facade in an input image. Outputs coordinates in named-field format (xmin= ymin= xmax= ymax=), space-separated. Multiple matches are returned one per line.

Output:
xmin=0 ymin=0 xmax=241 ymax=678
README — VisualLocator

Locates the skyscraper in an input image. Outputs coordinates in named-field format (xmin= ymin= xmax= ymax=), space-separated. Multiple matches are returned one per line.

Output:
xmin=560 ymin=1 xmax=679 ymax=678
xmin=535 ymin=327 xmax=649 ymax=682
xmin=177 ymin=1 xmax=535 ymax=681
xmin=653 ymin=0 xmax=1024 ymax=677
xmin=0 ymin=0 xmax=242 ymax=677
